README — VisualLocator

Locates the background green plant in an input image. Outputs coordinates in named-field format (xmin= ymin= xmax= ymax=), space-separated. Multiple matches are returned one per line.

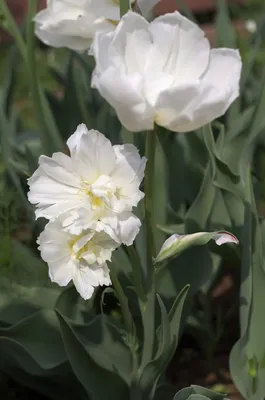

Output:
xmin=0 ymin=0 xmax=265 ymax=399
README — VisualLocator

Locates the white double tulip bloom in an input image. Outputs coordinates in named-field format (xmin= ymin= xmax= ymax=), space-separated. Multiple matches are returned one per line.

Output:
xmin=92 ymin=11 xmax=242 ymax=132
xmin=38 ymin=218 xmax=117 ymax=299
xmin=28 ymin=124 xmax=146 ymax=246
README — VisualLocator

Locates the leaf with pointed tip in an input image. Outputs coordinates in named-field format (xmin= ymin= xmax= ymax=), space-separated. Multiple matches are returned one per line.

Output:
xmin=56 ymin=311 xmax=130 ymax=398
xmin=0 ymin=310 xmax=66 ymax=373
xmin=173 ymin=385 xmax=228 ymax=399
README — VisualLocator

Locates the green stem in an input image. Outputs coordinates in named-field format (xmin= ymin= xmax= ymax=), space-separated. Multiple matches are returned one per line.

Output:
xmin=144 ymin=130 xmax=156 ymax=273
xmin=26 ymin=0 xmax=63 ymax=154
xmin=110 ymin=269 xmax=134 ymax=336
xmin=0 ymin=1 xmax=27 ymax=62
xmin=127 ymin=245 xmax=146 ymax=302
xmin=110 ymin=269 xmax=139 ymax=389
xmin=140 ymin=129 xmax=157 ymax=369
xmin=73 ymin=61 xmax=92 ymax=130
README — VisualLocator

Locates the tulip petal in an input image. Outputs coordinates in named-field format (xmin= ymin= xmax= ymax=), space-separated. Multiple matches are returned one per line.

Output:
xmin=112 ymin=144 xmax=147 ymax=186
xmin=34 ymin=1 xmax=114 ymax=51
xmin=117 ymin=211 xmax=141 ymax=245
xmin=96 ymin=66 xmax=154 ymax=131
xmin=72 ymin=267 xmax=96 ymax=300
xmin=155 ymin=231 xmax=239 ymax=263
xmin=67 ymin=124 xmax=116 ymax=176
xmin=149 ymin=12 xmax=210 ymax=80
xmin=90 ymin=0 xmax=120 ymax=21
xmin=167 ymin=49 xmax=242 ymax=132
xmin=91 ymin=10 xmax=241 ymax=132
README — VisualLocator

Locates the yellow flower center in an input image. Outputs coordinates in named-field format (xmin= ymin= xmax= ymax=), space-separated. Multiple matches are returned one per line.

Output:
xmin=68 ymin=235 xmax=94 ymax=260
xmin=79 ymin=179 xmax=106 ymax=209
xmin=85 ymin=188 xmax=104 ymax=208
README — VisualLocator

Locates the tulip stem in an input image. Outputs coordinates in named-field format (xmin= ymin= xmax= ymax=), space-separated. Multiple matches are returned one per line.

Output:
xmin=127 ymin=245 xmax=146 ymax=302
xmin=144 ymin=130 xmax=156 ymax=274
xmin=110 ymin=269 xmax=134 ymax=337
xmin=0 ymin=1 xmax=27 ymax=63
xmin=140 ymin=129 xmax=157 ymax=369
xmin=26 ymin=0 xmax=63 ymax=154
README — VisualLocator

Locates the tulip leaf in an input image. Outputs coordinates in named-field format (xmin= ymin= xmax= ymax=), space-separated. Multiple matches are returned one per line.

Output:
xmin=215 ymin=0 xmax=237 ymax=49
xmin=0 ymin=365 xmax=82 ymax=400
xmin=173 ymin=385 xmax=228 ymax=400
xmin=155 ymin=294 xmax=171 ymax=361
xmin=55 ymin=284 xmax=92 ymax=323
xmin=229 ymin=171 xmax=265 ymax=400
xmin=168 ymin=284 xmax=190 ymax=346
xmin=140 ymin=286 xmax=189 ymax=398
xmin=56 ymin=311 xmax=130 ymax=398
xmin=186 ymin=165 xmax=216 ymax=232
xmin=0 ymin=310 xmax=66 ymax=373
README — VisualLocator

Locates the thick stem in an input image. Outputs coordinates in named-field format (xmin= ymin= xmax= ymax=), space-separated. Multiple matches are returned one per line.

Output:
xmin=110 ymin=269 xmax=134 ymax=336
xmin=140 ymin=129 xmax=157 ymax=369
xmin=144 ymin=130 xmax=156 ymax=274
xmin=127 ymin=245 xmax=146 ymax=303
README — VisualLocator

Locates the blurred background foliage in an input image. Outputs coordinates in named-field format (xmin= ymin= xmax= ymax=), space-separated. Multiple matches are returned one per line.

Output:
xmin=1 ymin=0 xmax=265 ymax=399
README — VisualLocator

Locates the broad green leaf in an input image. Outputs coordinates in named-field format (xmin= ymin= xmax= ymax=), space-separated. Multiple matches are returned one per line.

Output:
xmin=0 ymin=365 xmax=83 ymax=400
xmin=140 ymin=286 xmax=189 ymax=398
xmin=186 ymin=165 xmax=216 ymax=232
xmin=157 ymin=224 xmax=185 ymax=235
xmin=55 ymin=285 xmax=91 ymax=323
xmin=173 ymin=385 xmax=228 ymax=400
xmin=0 ymin=310 xmax=66 ymax=372
xmin=230 ymin=171 xmax=265 ymax=399
xmin=56 ymin=311 xmax=129 ymax=398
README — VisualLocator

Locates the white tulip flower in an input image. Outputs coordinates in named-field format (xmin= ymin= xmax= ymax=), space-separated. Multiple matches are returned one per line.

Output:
xmin=38 ymin=218 xmax=117 ymax=299
xmin=91 ymin=11 xmax=242 ymax=133
xmin=28 ymin=124 xmax=146 ymax=246
xmin=34 ymin=0 xmax=118 ymax=51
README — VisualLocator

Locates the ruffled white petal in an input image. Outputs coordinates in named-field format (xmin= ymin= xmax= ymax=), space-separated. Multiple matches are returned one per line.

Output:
xmin=37 ymin=218 xmax=116 ymax=300
xmin=112 ymin=144 xmax=147 ymax=186
xmin=116 ymin=211 xmax=141 ymax=246
xmin=67 ymin=124 xmax=116 ymax=177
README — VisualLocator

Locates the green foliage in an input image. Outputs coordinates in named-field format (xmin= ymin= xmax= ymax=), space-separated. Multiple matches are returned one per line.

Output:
xmin=173 ymin=385 xmax=229 ymax=400
xmin=0 ymin=1 xmax=265 ymax=400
